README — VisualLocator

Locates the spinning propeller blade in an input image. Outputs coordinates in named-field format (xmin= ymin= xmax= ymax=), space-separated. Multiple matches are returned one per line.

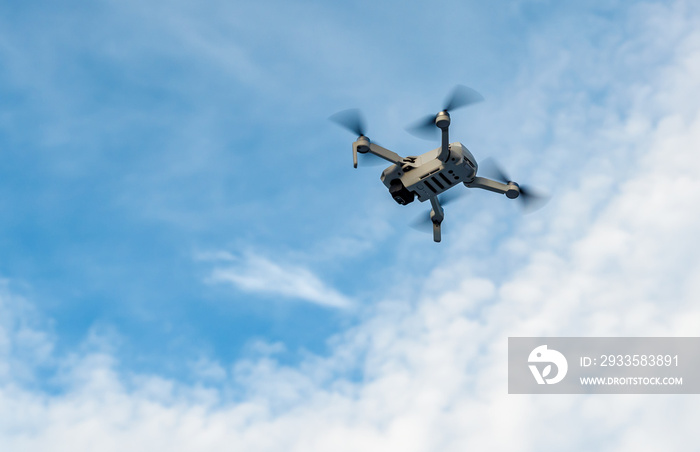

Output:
xmin=480 ymin=158 xmax=549 ymax=212
xmin=409 ymin=213 xmax=435 ymax=233
xmin=329 ymin=109 xmax=388 ymax=167
xmin=407 ymin=115 xmax=441 ymax=140
xmin=358 ymin=152 xmax=387 ymax=166
xmin=407 ymin=85 xmax=484 ymax=140
xmin=329 ymin=108 xmax=366 ymax=137
xmin=517 ymin=185 xmax=549 ymax=212
xmin=479 ymin=157 xmax=511 ymax=184
xmin=439 ymin=188 xmax=468 ymax=207
xmin=410 ymin=190 xmax=468 ymax=232
xmin=444 ymin=85 xmax=485 ymax=111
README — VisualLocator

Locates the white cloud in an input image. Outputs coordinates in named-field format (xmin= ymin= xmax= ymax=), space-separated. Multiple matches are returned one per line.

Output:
xmin=207 ymin=253 xmax=353 ymax=309
xmin=0 ymin=281 xmax=54 ymax=384
xmin=2 ymin=1 xmax=700 ymax=451
xmin=189 ymin=356 xmax=227 ymax=381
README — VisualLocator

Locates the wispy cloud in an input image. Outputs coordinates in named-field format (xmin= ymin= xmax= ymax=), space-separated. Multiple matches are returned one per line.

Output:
xmin=205 ymin=253 xmax=353 ymax=309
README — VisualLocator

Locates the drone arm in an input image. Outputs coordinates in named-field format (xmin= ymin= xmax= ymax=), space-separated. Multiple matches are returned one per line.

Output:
xmin=352 ymin=138 xmax=403 ymax=168
xmin=466 ymin=177 xmax=520 ymax=198
xmin=438 ymin=127 xmax=450 ymax=162
xmin=435 ymin=111 xmax=451 ymax=162
xmin=367 ymin=143 xmax=403 ymax=164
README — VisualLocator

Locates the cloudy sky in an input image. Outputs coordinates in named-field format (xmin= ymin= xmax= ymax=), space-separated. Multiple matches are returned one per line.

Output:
xmin=1 ymin=0 xmax=699 ymax=450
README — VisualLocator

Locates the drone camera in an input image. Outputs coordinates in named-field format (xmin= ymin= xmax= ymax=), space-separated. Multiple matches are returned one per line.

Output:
xmin=389 ymin=179 xmax=415 ymax=205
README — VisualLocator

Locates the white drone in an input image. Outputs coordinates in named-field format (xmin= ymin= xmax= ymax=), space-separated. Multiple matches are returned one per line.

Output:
xmin=331 ymin=85 xmax=545 ymax=242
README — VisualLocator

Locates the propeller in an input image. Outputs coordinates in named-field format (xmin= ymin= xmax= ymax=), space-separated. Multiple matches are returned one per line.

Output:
xmin=329 ymin=108 xmax=366 ymax=137
xmin=330 ymin=108 xmax=388 ymax=167
xmin=410 ymin=190 xmax=469 ymax=233
xmin=407 ymin=85 xmax=484 ymax=140
xmin=479 ymin=158 xmax=549 ymax=212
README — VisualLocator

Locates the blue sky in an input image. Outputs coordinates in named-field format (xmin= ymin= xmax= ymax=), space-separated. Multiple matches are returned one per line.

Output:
xmin=1 ymin=0 xmax=700 ymax=450
xmin=0 ymin=0 xmax=557 ymax=372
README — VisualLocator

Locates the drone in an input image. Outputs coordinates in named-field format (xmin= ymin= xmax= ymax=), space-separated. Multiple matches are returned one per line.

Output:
xmin=331 ymin=85 xmax=545 ymax=242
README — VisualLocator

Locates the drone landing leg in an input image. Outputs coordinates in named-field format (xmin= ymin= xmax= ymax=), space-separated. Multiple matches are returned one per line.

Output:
xmin=432 ymin=220 xmax=442 ymax=243
xmin=429 ymin=196 xmax=444 ymax=243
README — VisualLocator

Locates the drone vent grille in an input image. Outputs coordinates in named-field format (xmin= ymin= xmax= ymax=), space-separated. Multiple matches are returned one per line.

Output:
xmin=431 ymin=177 xmax=445 ymax=190
xmin=438 ymin=173 xmax=453 ymax=186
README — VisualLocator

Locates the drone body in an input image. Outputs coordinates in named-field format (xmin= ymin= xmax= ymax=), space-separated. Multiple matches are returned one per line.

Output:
xmin=380 ymin=142 xmax=478 ymax=204
xmin=331 ymin=86 xmax=541 ymax=242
